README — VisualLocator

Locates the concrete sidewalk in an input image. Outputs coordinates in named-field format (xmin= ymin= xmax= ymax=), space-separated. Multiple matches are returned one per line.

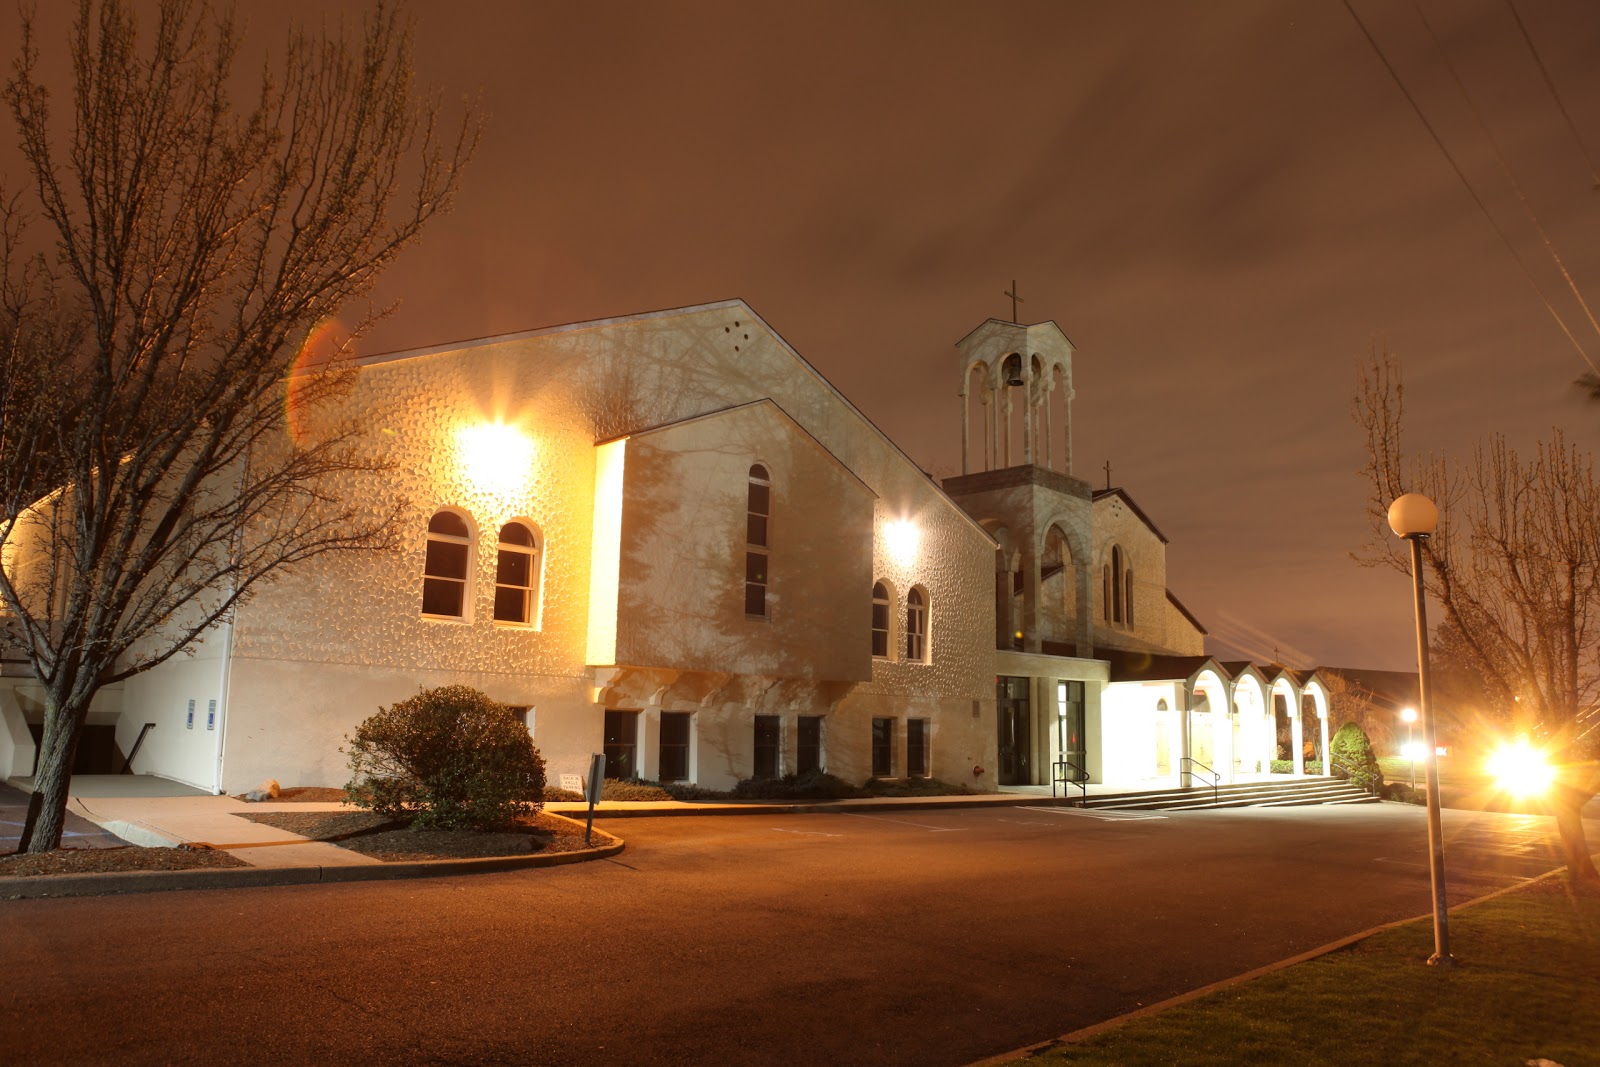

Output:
xmin=68 ymin=794 xmax=380 ymax=867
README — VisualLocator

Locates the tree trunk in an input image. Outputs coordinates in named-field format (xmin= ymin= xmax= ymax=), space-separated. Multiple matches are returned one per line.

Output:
xmin=17 ymin=694 xmax=89 ymax=853
xmin=1552 ymin=794 xmax=1600 ymax=893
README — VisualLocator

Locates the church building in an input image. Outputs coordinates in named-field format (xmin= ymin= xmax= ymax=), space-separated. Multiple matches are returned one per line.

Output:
xmin=0 ymin=299 xmax=1331 ymax=796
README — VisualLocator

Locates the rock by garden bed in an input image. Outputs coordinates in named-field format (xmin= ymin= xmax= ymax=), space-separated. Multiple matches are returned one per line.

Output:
xmin=240 ymin=809 xmax=606 ymax=861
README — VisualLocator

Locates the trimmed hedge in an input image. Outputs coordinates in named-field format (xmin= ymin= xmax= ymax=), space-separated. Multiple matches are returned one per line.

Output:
xmin=344 ymin=685 xmax=546 ymax=830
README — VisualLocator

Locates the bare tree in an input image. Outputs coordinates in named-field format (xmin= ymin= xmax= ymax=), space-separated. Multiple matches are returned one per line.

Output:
xmin=0 ymin=0 xmax=475 ymax=852
xmin=1355 ymin=352 xmax=1600 ymax=891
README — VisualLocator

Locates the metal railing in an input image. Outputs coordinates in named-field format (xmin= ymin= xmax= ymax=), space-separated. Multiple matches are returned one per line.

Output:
xmin=1052 ymin=759 xmax=1090 ymax=802
xmin=1180 ymin=756 xmax=1220 ymax=806
xmin=120 ymin=722 xmax=156 ymax=775
xmin=1329 ymin=754 xmax=1380 ymax=796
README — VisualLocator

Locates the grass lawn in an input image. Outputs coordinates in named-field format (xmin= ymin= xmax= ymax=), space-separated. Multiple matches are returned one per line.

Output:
xmin=1013 ymin=877 xmax=1600 ymax=1066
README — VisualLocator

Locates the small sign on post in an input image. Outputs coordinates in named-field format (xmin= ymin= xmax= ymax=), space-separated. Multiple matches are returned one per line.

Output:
xmin=584 ymin=753 xmax=606 ymax=845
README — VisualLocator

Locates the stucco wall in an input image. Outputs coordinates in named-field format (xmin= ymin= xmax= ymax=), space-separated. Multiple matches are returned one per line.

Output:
xmin=168 ymin=300 xmax=999 ymax=791
xmin=613 ymin=402 xmax=875 ymax=682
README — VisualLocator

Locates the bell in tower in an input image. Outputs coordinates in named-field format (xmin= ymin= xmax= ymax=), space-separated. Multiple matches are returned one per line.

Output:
xmin=955 ymin=314 xmax=1075 ymax=476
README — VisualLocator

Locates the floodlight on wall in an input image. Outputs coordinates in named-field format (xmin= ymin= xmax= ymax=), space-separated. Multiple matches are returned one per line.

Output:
xmin=459 ymin=422 xmax=534 ymax=496
xmin=883 ymin=519 xmax=920 ymax=566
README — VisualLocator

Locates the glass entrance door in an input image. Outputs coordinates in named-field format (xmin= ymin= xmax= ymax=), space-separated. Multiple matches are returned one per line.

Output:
xmin=996 ymin=676 xmax=1032 ymax=785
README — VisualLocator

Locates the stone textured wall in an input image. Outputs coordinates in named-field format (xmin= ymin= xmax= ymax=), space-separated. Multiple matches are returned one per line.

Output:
xmin=208 ymin=301 xmax=998 ymax=790
xmin=1090 ymin=493 xmax=1175 ymax=654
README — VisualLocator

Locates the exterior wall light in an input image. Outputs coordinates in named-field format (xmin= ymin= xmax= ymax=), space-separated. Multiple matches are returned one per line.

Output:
xmin=884 ymin=519 xmax=920 ymax=566
xmin=459 ymin=423 xmax=534 ymax=496
xmin=1387 ymin=491 xmax=1453 ymax=966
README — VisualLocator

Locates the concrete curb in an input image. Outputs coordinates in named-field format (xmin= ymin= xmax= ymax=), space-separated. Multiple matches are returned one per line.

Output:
xmin=1 ymin=828 xmax=625 ymax=900
xmin=552 ymin=794 xmax=1083 ymax=818
xmin=962 ymin=863 xmax=1577 ymax=1067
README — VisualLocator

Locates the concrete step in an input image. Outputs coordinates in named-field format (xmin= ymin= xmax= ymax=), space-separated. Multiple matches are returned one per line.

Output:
xmin=1083 ymin=777 xmax=1377 ymax=811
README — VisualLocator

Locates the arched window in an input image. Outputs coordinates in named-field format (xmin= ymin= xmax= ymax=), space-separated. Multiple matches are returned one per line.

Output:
xmin=871 ymin=581 xmax=891 ymax=658
xmin=1102 ymin=564 xmax=1111 ymax=621
xmin=1111 ymin=545 xmax=1124 ymax=624
xmin=745 ymin=465 xmax=771 ymax=617
xmin=1125 ymin=569 xmax=1135 ymax=629
xmin=905 ymin=587 xmax=928 ymax=663
xmin=493 ymin=521 xmax=539 ymax=625
xmin=422 ymin=510 xmax=472 ymax=619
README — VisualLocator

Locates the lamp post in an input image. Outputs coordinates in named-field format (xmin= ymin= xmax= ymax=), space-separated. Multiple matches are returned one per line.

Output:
xmin=1388 ymin=493 xmax=1453 ymax=967
xmin=1401 ymin=706 xmax=1418 ymax=790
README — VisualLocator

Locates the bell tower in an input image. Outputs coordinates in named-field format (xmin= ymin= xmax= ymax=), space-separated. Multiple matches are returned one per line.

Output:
xmin=956 ymin=318 xmax=1075 ymax=475
xmin=945 ymin=312 xmax=1091 ymax=658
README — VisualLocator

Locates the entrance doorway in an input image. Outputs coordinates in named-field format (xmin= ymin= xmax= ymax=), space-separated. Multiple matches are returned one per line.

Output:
xmin=603 ymin=710 xmax=638 ymax=779
xmin=997 ymin=676 xmax=1032 ymax=785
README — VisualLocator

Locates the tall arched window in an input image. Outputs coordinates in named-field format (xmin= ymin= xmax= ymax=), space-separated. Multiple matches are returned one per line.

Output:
xmin=422 ymin=510 xmax=472 ymax=619
xmin=493 ymin=521 xmax=539 ymax=625
xmin=871 ymin=581 xmax=891 ymax=658
xmin=745 ymin=464 xmax=770 ymax=617
xmin=1111 ymin=545 xmax=1125 ymax=624
xmin=1102 ymin=564 xmax=1111 ymax=621
xmin=905 ymin=587 xmax=928 ymax=663
xmin=1125 ymin=569 xmax=1135 ymax=629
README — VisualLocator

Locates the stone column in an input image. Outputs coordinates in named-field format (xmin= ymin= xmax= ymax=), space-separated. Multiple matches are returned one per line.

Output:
xmin=1291 ymin=711 xmax=1305 ymax=775
xmin=960 ymin=385 xmax=970 ymax=475
xmin=1022 ymin=367 xmax=1034 ymax=466
xmin=1320 ymin=713 xmax=1331 ymax=776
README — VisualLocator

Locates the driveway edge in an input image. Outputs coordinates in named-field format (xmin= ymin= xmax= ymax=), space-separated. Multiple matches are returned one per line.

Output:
xmin=1 ymin=834 xmax=624 ymax=900
xmin=963 ymin=865 xmax=1570 ymax=1067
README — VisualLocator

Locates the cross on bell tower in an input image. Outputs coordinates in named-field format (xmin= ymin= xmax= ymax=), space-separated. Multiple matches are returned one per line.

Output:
xmin=1004 ymin=280 xmax=1024 ymax=324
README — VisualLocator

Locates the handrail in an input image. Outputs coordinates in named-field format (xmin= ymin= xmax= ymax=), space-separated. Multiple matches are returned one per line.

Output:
xmin=1052 ymin=759 xmax=1090 ymax=802
xmin=1179 ymin=756 xmax=1220 ymax=806
xmin=1329 ymin=754 xmax=1379 ymax=796
xmin=120 ymin=722 xmax=157 ymax=775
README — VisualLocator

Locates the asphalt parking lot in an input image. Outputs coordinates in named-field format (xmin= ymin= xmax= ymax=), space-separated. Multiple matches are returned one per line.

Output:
xmin=3 ymin=801 xmax=1584 ymax=1066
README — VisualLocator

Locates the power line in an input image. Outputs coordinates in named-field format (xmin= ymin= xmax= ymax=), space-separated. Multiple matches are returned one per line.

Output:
xmin=1503 ymin=0 xmax=1600 ymax=189
xmin=1341 ymin=0 xmax=1599 ymax=375
xmin=1411 ymin=1 xmax=1600 ymax=360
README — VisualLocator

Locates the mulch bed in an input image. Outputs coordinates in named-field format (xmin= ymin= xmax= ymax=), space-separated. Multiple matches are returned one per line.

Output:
xmin=240 ymin=809 xmax=606 ymax=862
xmin=0 ymin=846 xmax=247 ymax=878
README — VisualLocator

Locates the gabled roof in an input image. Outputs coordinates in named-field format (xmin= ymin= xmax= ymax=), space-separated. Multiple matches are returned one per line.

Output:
xmin=1101 ymin=648 xmax=1226 ymax=684
xmin=953 ymin=317 xmax=1076 ymax=350
xmin=353 ymin=298 xmax=997 ymax=550
xmin=1092 ymin=487 xmax=1170 ymax=544
xmin=1165 ymin=589 xmax=1207 ymax=635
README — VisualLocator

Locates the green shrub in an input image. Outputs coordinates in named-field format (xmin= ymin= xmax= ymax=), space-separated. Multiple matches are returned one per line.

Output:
xmin=1329 ymin=721 xmax=1385 ymax=794
xmin=599 ymin=778 xmax=675 ymax=801
xmin=344 ymin=685 xmax=546 ymax=830
xmin=730 ymin=770 xmax=867 ymax=800
xmin=865 ymin=775 xmax=985 ymax=797
xmin=1268 ymin=759 xmax=1325 ymax=774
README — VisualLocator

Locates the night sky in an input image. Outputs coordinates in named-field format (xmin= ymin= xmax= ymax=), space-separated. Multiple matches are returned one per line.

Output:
xmin=16 ymin=1 xmax=1600 ymax=670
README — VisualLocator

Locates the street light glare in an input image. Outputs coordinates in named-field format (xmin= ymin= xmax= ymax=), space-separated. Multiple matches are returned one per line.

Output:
xmin=1487 ymin=739 xmax=1556 ymax=798
xmin=1401 ymin=707 xmax=1417 ymax=723
xmin=1400 ymin=741 xmax=1428 ymax=762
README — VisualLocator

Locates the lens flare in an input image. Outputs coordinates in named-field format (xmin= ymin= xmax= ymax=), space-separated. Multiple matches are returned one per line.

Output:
xmin=285 ymin=318 xmax=351 ymax=447
xmin=1486 ymin=739 xmax=1556 ymax=798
